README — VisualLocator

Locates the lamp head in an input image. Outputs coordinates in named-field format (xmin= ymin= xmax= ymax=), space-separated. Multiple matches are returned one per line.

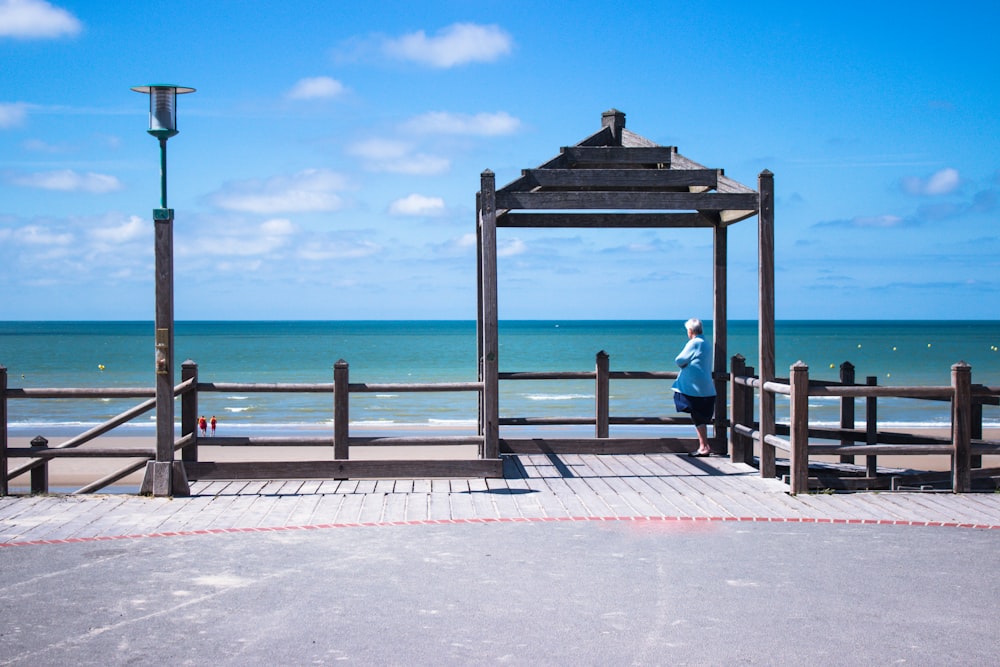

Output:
xmin=131 ymin=84 xmax=195 ymax=139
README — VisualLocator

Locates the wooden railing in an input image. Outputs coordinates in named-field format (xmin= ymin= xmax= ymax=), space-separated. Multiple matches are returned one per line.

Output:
xmin=1 ymin=352 xmax=700 ymax=494
xmin=730 ymin=355 xmax=1000 ymax=493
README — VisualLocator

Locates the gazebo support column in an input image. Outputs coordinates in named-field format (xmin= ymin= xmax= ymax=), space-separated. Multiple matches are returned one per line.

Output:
xmin=758 ymin=170 xmax=776 ymax=478
xmin=479 ymin=170 xmax=500 ymax=460
xmin=712 ymin=216 xmax=727 ymax=455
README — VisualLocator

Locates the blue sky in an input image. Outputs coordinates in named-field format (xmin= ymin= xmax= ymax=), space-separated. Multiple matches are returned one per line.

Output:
xmin=1 ymin=0 xmax=998 ymax=321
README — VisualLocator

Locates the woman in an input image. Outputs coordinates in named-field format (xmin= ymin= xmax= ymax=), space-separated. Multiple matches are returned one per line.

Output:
xmin=673 ymin=318 xmax=716 ymax=456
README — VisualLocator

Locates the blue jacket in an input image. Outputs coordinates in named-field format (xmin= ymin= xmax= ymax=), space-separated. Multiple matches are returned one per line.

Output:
xmin=672 ymin=336 xmax=716 ymax=397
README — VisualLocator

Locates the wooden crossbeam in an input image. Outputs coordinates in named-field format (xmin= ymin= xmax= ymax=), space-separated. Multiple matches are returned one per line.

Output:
xmin=498 ymin=212 xmax=715 ymax=228
xmin=560 ymin=146 xmax=676 ymax=165
xmin=494 ymin=190 xmax=759 ymax=211
xmin=506 ymin=168 xmax=720 ymax=191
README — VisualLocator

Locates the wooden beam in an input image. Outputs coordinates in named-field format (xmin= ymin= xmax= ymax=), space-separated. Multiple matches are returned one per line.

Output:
xmin=498 ymin=212 xmax=714 ymax=228
xmin=184 ymin=459 xmax=503 ymax=480
xmin=560 ymin=146 xmax=676 ymax=166
xmin=494 ymin=190 xmax=760 ymax=211
xmin=506 ymin=168 xmax=721 ymax=191
xmin=499 ymin=437 xmax=697 ymax=454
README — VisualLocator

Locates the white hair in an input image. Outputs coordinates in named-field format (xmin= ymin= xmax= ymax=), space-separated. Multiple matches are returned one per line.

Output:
xmin=684 ymin=318 xmax=703 ymax=335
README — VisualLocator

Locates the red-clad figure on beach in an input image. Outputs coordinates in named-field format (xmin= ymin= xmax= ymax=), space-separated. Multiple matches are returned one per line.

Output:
xmin=210 ymin=415 xmax=217 ymax=437
xmin=199 ymin=415 xmax=207 ymax=437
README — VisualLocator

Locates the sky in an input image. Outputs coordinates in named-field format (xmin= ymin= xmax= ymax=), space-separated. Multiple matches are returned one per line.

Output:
xmin=1 ymin=0 xmax=998 ymax=321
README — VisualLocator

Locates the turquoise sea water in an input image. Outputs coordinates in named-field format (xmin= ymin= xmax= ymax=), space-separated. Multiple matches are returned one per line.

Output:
xmin=1 ymin=320 xmax=999 ymax=435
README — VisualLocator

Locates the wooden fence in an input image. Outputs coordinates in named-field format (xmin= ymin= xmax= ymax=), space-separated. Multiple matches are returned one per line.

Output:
xmin=1 ymin=353 xmax=702 ymax=495
xmin=730 ymin=356 xmax=1000 ymax=493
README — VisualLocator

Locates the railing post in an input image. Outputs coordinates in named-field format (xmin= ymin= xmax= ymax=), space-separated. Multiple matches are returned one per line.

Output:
xmin=181 ymin=360 xmax=198 ymax=462
xmin=839 ymin=362 xmax=855 ymax=464
xmin=29 ymin=436 xmax=48 ymax=494
xmin=971 ymin=393 xmax=983 ymax=471
xmin=595 ymin=351 xmax=609 ymax=438
xmin=952 ymin=361 xmax=972 ymax=493
xmin=0 ymin=365 xmax=7 ymax=496
xmin=865 ymin=376 xmax=878 ymax=477
xmin=729 ymin=354 xmax=746 ymax=463
xmin=743 ymin=365 xmax=755 ymax=465
xmin=789 ymin=361 xmax=810 ymax=495
xmin=334 ymin=359 xmax=349 ymax=460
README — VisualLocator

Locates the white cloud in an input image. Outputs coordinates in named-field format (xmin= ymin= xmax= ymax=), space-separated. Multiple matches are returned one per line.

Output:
xmin=852 ymin=215 xmax=905 ymax=228
xmin=902 ymin=168 xmax=960 ymax=196
xmin=382 ymin=23 xmax=512 ymax=68
xmin=0 ymin=102 xmax=29 ymax=128
xmin=401 ymin=111 xmax=520 ymax=136
xmin=348 ymin=138 xmax=449 ymax=175
xmin=498 ymin=238 xmax=526 ymax=257
xmin=389 ymin=193 xmax=446 ymax=216
xmin=298 ymin=238 xmax=381 ymax=261
xmin=0 ymin=0 xmax=82 ymax=39
xmin=210 ymin=169 xmax=349 ymax=213
xmin=14 ymin=223 xmax=72 ymax=246
xmin=88 ymin=215 xmax=146 ymax=244
xmin=287 ymin=76 xmax=346 ymax=100
xmin=11 ymin=169 xmax=122 ymax=193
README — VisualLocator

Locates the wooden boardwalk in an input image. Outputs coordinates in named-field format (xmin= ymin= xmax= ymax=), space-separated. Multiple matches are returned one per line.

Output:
xmin=2 ymin=453 xmax=1000 ymax=546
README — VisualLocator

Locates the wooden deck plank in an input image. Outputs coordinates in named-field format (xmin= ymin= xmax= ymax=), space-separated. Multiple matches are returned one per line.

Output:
xmin=404 ymin=491 xmax=428 ymax=522
xmin=582 ymin=455 xmax=664 ymax=516
xmin=308 ymin=492 xmax=346 ymax=525
xmin=615 ymin=455 xmax=744 ymax=517
xmin=427 ymin=489 xmax=452 ymax=520
xmin=333 ymin=492 xmax=365 ymax=524
xmin=380 ymin=491 xmax=409 ymax=523
xmin=357 ymin=493 xmax=387 ymax=523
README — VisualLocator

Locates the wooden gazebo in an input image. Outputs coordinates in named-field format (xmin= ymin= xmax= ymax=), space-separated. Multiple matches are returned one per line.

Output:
xmin=476 ymin=109 xmax=775 ymax=458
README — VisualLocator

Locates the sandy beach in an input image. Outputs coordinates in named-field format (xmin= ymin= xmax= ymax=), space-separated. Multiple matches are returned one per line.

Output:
xmin=5 ymin=426 xmax=998 ymax=493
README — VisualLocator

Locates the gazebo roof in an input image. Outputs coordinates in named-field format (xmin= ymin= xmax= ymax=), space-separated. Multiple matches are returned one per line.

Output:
xmin=495 ymin=109 xmax=759 ymax=227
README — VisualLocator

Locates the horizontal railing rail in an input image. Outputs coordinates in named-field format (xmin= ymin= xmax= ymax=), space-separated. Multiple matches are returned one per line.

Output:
xmin=729 ymin=355 xmax=999 ymax=493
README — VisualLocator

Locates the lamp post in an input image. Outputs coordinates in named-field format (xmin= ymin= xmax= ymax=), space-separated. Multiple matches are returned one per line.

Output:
xmin=131 ymin=84 xmax=195 ymax=497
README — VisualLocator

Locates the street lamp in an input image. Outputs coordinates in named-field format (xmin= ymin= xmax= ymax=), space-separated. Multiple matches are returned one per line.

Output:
xmin=131 ymin=84 xmax=195 ymax=497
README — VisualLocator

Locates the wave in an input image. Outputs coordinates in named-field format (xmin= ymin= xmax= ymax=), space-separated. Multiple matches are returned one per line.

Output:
xmin=524 ymin=393 xmax=593 ymax=401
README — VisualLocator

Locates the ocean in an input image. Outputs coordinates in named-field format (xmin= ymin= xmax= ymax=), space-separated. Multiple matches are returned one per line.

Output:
xmin=2 ymin=320 xmax=999 ymax=436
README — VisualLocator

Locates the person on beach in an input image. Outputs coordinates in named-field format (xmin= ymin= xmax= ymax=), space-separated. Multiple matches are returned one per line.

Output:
xmin=199 ymin=415 xmax=207 ymax=437
xmin=673 ymin=318 xmax=716 ymax=456
xmin=210 ymin=415 xmax=217 ymax=437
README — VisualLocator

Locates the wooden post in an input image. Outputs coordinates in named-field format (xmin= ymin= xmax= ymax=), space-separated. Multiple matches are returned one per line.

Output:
xmin=789 ymin=361 xmax=810 ymax=495
xmin=29 ymin=436 xmax=48 ymax=494
xmin=712 ymin=218 xmax=728 ymax=455
xmin=475 ymin=191 xmax=484 ymax=440
xmin=181 ymin=360 xmax=198 ymax=462
xmin=971 ymin=394 xmax=983 ymax=470
xmin=480 ymin=170 xmax=500 ymax=459
xmin=839 ymin=362 xmax=855 ymax=464
xmin=334 ymin=359 xmax=349 ymax=460
xmin=865 ymin=376 xmax=877 ymax=477
xmin=757 ymin=170 xmax=776 ymax=479
xmin=143 ymin=206 xmax=177 ymax=497
xmin=729 ymin=354 xmax=746 ymax=463
xmin=952 ymin=361 xmax=972 ymax=493
xmin=596 ymin=351 xmax=609 ymax=438
xmin=0 ymin=365 xmax=7 ymax=496
xmin=601 ymin=108 xmax=626 ymax=145
xmin=743 ymin=365 xmax=755 ymax=465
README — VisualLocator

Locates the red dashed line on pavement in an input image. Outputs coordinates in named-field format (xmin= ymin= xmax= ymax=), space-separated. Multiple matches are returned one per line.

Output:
xmin=1 ymin=514 xmax=997 ymax=548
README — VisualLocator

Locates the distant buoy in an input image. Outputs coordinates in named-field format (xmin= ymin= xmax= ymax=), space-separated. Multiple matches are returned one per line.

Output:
xmin=927 ymin=343 xmax=932 ymax=348
xmin=857 ymin=344 xmax=862 ymax=349
xmin=98 ymin=364 xmax=105 ymax=371
xmin=829 ymin=363 xmax=835 ymax=369
xmin=892 ymin=347 xmax=896 ymax=351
